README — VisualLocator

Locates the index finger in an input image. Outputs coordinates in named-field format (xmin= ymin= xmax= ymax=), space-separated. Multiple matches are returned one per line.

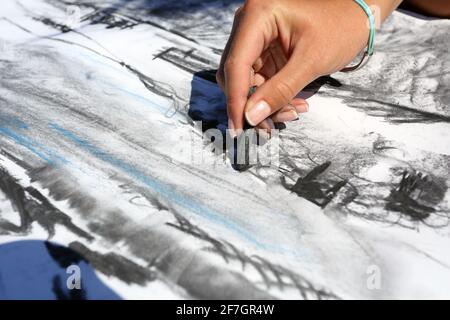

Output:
xmin=224 ymin=8 xmax=275 ymax=134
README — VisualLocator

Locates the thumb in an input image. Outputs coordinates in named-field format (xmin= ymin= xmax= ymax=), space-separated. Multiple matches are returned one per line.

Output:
xmin=244 ymin=50 xmax=316 ymax=126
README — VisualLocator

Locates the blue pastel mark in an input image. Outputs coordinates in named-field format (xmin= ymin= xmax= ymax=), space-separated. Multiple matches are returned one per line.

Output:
xmin=49 ymin=122 xmax=274 ymax=250
xmin=77 ymin=51 xmax=175 ymax=115
xmin=97 ymin=78 xmax=170 ymax=113
xmin=0 ymin=127 xmax=68 ymax=166
xmin=78 ymin=51 xmax=136 ymax=82
xmin=0 ymin=113 xmax=68 ymax=165
xmin=0 ymin=115 xmax=29 ymax=129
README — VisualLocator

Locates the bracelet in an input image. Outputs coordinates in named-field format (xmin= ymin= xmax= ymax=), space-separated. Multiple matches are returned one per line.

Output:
xmin=341 ymin=0 xmax=376 ymax=72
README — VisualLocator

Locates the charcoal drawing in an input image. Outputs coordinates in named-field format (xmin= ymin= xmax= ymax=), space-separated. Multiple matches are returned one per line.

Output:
xmin=0 ymin=0 xmax=449 ymax=299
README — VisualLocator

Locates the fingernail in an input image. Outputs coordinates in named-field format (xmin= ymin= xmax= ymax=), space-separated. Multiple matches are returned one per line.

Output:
xmin=263 ymin=118 xmax=275 ymax=130
xmin=228 ymin=118 xmax=237 ymax=138
xmin=275 ymin=110 xmax=299 ymax=123
xmin=267 ymin=118 xmax=275 ymax=129
xmin=290 ymin=110 xmax=300 ymax=121
xmin=245 ymin=100 xmax=271 ymax=126
xmin=293 ymin=101 xmax=309 ymax=114
xmin=257 ymin=129 xmax=271 ymax=141
xmin=257 ymin=118 xmax=275 ymax=140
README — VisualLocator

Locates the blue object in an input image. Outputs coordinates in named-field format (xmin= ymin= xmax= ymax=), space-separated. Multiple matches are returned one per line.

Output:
xmin=0 ymin=240 xmax=121 ymax=300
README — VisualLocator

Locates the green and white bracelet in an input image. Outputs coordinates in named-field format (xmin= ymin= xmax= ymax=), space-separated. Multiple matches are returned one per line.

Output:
xmin=341 ymin=0 xmax=376 ymax=72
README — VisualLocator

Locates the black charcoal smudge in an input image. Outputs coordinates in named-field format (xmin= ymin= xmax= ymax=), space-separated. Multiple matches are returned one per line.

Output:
xmin=67 ymin=241 xmax=156 ymax=285
xmin=288 ymin=162 xmax=348 ymax=208
xmin=0 ymin=165 xmax=93 ymax=240
xmin=385 ymin=170 xmax=447 ymax=221
xmin=22 ymin=164 xmax=279 ymax=299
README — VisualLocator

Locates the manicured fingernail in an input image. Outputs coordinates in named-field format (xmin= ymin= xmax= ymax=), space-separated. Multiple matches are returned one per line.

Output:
xmin=293 ymin=101 xmax=309 ymax=114
xmin=245 ymin=100 xmax=271 ymax=126
xmin=257 ymin=118 xmax=275 ymax=140
xmin=274 ymin=110 xmax=299 ymax=123
xmin=228 ymin=118 xmax=237 ymax=138
xmin=257 ymin=129 xmax=271 ymax=141
xmin=262 ymin=118 xmax=275 ymax=130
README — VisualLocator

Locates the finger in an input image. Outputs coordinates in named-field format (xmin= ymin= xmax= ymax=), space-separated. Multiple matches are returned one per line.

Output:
xmin=256 ymin=104 xmax=301 ymax=140
xmin=216 ymin=6 xmax=244 ymax=89
xmin=291 ymin=98 xmax=309 ymax=113
xmin=252 ymin=49 xmax=271 ymax=73
xmin=271 ymin=105 xmax=299 ymax=123
xmin=254 ymin=42 xmax=287 ymax=80
xmin=257 ymin=53 xmax=277 ymax=79
xmin=224 ymin=7 xmax=277 ymax=134
xmin=268 ymin=41 xmax=288 ymax=71
xmin=252 ymin=56 xmax=264 ymax=73
xmin=244 ymin=47 xmax=316 ymax=126
xmin=256 ymin=118 xmax=275 ymax=139
xmin=253 ymin=73 xmax=266 ymax=86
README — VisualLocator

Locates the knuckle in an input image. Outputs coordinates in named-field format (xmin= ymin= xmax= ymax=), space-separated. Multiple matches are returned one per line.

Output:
xmin=215 ymin=69 xmax=224 ymax=86
xmin=234 ymin=5 xmax=244 ymax=17
xmin=245 ymin=0 xmax=272 ymax=12
xmin=304 ymin=60 xmax=321 ymax=79
xmin=244 ymin=0 xmax=261 ymax=9
xmin=274 ymin=79 xmax=296 ymax=102
xmin=223 ymin=58 xmax=238 ymax=74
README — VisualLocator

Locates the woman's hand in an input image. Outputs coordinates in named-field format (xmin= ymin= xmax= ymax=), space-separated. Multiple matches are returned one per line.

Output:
xmin=216 ymin=0 xmax=402 ymax=135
